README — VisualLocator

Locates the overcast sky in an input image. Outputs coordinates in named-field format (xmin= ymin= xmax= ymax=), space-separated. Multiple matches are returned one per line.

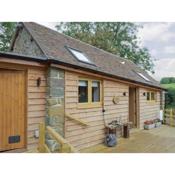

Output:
xmin=137 ymin=22 xmax=175 ymax=81
xmin=39 ymin=22 xmax=175 ymax=81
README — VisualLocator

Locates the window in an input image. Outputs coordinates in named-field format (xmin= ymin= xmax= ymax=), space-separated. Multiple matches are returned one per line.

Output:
xmin=78 ymin=80 xmax=88 ymax=103
xmin=137 ymin=72 xmax=150 ymax=82
xmin=92 ymin=81 xmax=100 ymax=102
xmin=146 ymin=91 xmax=156 ymax=101
xmin=67 ymin=47 xmax=93 ymax=64
xmin=120 ymin=61 xmax=125 ymax=65
xmin=146 ymin=92 xmax=150 ymax=101
xmin=151 ymin=92 xmax=155 ymax=101
xmin=78 ymin=78 xmax=102 ymax=108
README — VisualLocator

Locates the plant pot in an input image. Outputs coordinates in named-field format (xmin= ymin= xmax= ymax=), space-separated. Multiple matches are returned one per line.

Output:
xmin=144 ymin=123 xmax=155 ymax=130
xmin=155 ymin=122 xmax=161 ymax=128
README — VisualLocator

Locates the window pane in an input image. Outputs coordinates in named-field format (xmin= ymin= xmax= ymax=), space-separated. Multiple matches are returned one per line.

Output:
xmin=92 ymin=81 xmax=100 ymax=102
xmin=151 ymin=92 xmax=155 ymax=100
xmin=137 ymin=72 xmax=150 ymax=82
xmin=79 ymin=80 xmax=87 ymax=87
xmin=69 ymin=48 xmax=92 ymax=64
xmin=146 ymin=92 xmax=150 ymax=101
xmin=78 ymin=80 xmax=88 ymax=103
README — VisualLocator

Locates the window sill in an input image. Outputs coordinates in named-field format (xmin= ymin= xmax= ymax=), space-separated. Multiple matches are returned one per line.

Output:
xmin=147 ymin=100 xmax=156 ymax=104
xmin=78 ymin=102 xmax=102 ymax=109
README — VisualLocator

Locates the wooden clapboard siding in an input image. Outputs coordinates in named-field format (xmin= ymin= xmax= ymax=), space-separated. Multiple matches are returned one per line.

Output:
xmin=139 ymin=88 xmax=160 ymax=129
xmin=103 ymin=80 xmax=128 ymax=124
xmin=27 ymin=68 xmax=46 ymax=149
xmin=65 ymin=71 xmax=129 ymax=151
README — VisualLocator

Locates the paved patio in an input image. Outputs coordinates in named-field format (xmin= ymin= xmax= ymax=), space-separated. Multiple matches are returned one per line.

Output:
xmin=80 ymin=125 xmax=175 ymax=153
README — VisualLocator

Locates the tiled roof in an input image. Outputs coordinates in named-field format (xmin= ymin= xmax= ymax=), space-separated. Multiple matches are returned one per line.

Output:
xmin=21 ymin=22 xmax=161 ymax=89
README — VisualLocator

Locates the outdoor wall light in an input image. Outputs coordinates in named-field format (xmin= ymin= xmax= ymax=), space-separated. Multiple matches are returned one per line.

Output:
xmin=123 ymin=92 xmax=126 ymax=96
xmin=143 ymin=92 xmax=146 ymax=96
xmin=34 ymin=129 xmax=39 ymax=138
xmin=37 ymin=77 xmax=41 ymax=87
xmin=102 ymin=108 xmax=106 ymax=113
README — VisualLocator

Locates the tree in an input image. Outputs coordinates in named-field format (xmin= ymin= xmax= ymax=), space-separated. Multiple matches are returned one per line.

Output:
xmin=165 ymin=88 xmax=175 ymax=108
xmin=0 ymin=22 xmax=17 ymax=52
xmin=160 ymin=77 xmax=175 ymax=108
xmin=56 ymin=22 xmax=154 ymax=72
xmin=160 ymin=77 xmax=175 ymax=84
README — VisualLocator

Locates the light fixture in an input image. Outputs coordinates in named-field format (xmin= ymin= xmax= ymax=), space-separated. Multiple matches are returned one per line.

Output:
xmin=37 ymin=77 xmax=41 ymax=87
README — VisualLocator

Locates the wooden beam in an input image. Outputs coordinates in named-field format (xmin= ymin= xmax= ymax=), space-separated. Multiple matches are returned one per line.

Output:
xmin=0 ymin=57 xmax=46 ymax=67
xmin=61 ymin=143 xmax=72 ymax=153
xmin=51 ymin=63 xmax=162 ymax=92
xmin=38 ymin=123 xmax=76 ymax=153
xmin=65 ymin=113 xmax=89 ymax=127
xmin=38 ymin=123 xmax=46 ymax=153
xmin=47 ymin=126 xmax=67 ymax=144
xmin=170 ymin=108 xmax=173 ymax=126
xmin=46 ymin=126 xmax=76 ymax=153
xmin=44 ymin=144 xmax=51 ymax=153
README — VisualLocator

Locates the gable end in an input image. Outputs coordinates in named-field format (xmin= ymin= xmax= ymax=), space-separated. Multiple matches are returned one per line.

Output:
xmin=11 ymin=25 xmax=46 ymax=58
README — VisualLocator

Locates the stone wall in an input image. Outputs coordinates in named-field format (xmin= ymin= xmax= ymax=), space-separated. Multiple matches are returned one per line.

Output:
xmin=12 ymin=27 xmax=45 ymax=57
xmin=45 ymin=67 xmax=65 ymax=152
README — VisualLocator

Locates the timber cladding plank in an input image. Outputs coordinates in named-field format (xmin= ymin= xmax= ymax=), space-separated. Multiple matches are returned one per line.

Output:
xmin=28 ymin=80 xmax=46 ymax=87
xmin=64 ymin=70 xmax=161 ymax=150
xmin=28 ymin=105 xmax=46 ymax=112
xmin=27 ymin=68 xmax=46 ymax=150
xmin=28 ymin=74 xmax=46 ymax=81
xmin=28 ymin=99 xmax=46 ymax=105
xmin=65 ymin=71 xmax=128 ymax=150
xmin=0 ymin=69 xmax=26 ymax=151
xmin=139 ymin=88 xmax=160 ymax=128
xmin=28 ymin=92 xmax=46 ymax=99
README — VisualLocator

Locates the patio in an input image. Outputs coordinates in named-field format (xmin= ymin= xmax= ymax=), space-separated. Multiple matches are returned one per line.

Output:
xmin=80 ymin=125 xmax=175 ymax=153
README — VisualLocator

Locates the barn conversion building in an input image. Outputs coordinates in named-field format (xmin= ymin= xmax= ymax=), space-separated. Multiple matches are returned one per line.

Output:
xmin=0 ymin=22 xmax=165 ymax=152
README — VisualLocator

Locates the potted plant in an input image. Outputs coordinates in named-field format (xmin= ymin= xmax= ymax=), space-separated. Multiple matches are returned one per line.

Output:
xmin=144 ymin=120 xmax=155 ymax=130
xmin=154 ymin=118 xmax=162 ymax=128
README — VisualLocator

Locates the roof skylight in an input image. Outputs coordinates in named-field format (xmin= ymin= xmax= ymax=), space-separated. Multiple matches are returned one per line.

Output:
xmin=68 ymin=47 xmax=92 ymax=64
xmin=137 ymin=72 xmax=150 ymax=82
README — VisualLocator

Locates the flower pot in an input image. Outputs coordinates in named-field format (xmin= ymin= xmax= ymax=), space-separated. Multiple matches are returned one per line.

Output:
xmin=155 ymin=122 xmax=161 ymax=128
xmin=144 ymin=123 xmax=155 ymax=130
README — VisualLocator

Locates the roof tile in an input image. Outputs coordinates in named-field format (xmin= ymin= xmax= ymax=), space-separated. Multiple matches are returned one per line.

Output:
xmin=22 ymin=22 xmax=161 ymax=88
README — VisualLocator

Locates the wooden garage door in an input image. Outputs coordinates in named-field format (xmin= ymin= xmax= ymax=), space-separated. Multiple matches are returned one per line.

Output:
xmin=0 ymin=69 xmax=26 ymax=151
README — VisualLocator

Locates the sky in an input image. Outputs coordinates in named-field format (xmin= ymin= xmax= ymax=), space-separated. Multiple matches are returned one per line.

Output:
xmin=39 ymin=22 xmax=175 ymax=81
xmin=138 ymin=22 xmax=175 ymax=81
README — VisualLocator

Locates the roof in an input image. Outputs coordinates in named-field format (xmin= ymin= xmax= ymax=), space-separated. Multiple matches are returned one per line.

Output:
xmin=0 ymin=51 xmax=47 ymax=62
xmin=11 ymin=22 xmax=162 ymax=89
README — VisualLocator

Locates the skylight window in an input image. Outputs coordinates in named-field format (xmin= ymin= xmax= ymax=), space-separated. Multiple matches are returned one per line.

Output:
xmin=137 ymin=72 xmax=150 ymax=82
xmin=68 ymin=47 xmax=92 ymax=64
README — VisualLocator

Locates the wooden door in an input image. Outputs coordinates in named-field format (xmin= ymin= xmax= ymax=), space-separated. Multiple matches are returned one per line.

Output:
xmin=0 ymin=69 xmax=26 ymax=151
xmin=129 ymin=87 xmax=138 ymax=128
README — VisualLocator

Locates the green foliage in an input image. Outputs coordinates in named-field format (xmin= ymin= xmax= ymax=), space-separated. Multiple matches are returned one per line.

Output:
xmin=0 ymin=22 xmax=17 ymax=51
xmin=161 ymin=83 xmax=175 ymax=108
xmin=160 ymin=77 xmax=175 ymax=84
xmin=162 ymin=83 xmax=175 ymax=89
xmin=56 ymin=22 xmax=154 ymax=72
